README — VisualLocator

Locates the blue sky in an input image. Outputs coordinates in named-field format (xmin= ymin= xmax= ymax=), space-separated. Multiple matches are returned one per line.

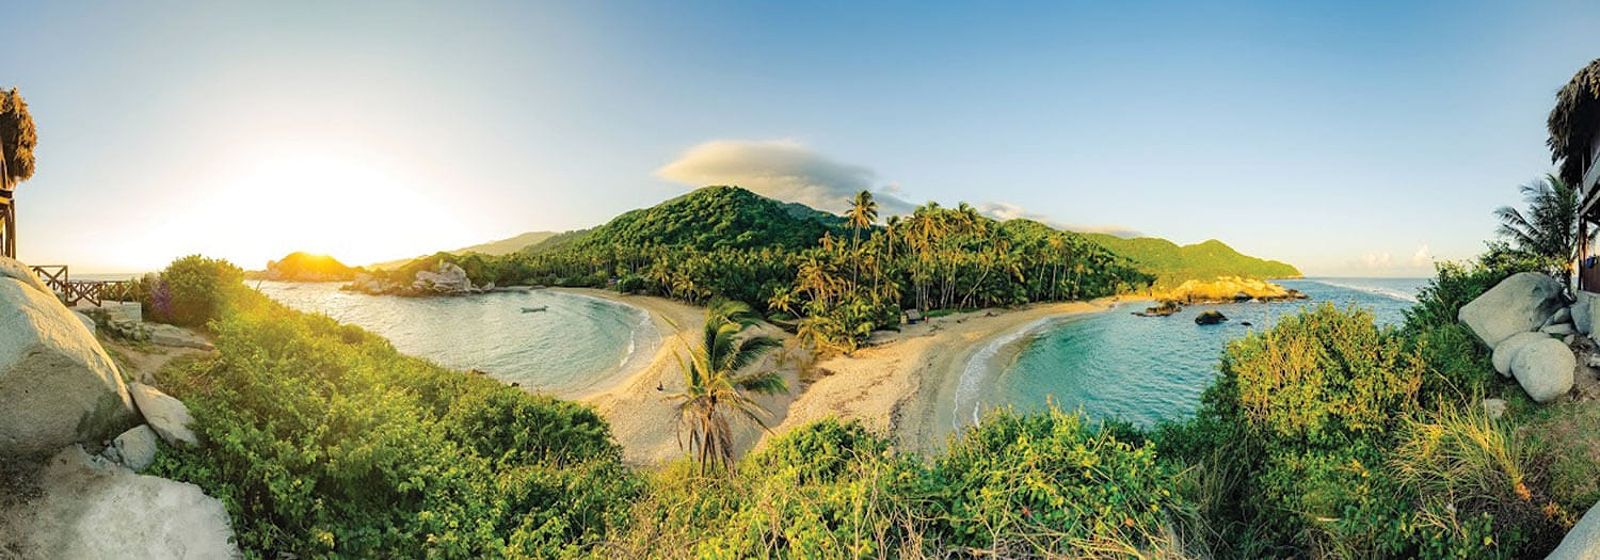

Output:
xmin=2 ymin=1 xmax=1598 ymax=275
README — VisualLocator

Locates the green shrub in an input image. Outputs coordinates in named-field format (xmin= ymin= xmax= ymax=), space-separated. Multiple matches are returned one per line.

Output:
xmin=149 ymin=285 xmax=638 ymax=558
xmin=149 ymin=255 xmax=244 ymax=328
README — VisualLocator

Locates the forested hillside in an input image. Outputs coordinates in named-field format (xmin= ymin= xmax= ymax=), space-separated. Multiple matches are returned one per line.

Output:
xmin=1082 ymin=233 xmax=1301 ymax=286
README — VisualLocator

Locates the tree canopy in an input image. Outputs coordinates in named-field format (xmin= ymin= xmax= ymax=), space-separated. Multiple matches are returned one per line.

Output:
xmin=0 ymin=88 xmax=37 ymax=190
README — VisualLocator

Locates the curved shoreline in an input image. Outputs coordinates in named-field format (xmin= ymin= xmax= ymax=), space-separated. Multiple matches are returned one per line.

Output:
xmin=769 ymin=297 xmax=1134 ymax=454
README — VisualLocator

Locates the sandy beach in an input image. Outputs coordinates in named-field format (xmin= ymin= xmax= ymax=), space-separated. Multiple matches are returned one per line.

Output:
xmin=769 ymin=297 xmax=1129 ymax=454
xmin=569 ymin=286 xmax=1130 ymax=464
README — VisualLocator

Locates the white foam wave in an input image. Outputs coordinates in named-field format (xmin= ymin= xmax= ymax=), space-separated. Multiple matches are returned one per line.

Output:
xmin=1307 ymin=279 xmax=1419 ymax=303
xmin=952 ymin=316 xmax=1059 ymax=431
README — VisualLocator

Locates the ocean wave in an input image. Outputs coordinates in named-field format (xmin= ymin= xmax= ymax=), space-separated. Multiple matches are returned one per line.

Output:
xmin=1307 ymin=279 xmax=1419 ymax=303
xmin=953 ymin=316 xmax=1059 ymax=431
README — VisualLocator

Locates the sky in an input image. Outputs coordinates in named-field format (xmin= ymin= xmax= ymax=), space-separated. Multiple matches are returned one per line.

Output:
xmin=2 ymin=1 xmax=1598 ymax=276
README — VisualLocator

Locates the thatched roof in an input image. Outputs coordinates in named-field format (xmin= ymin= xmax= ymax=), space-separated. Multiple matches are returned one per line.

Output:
xmin=1549 ymin=59 xmax=1600 ymax=186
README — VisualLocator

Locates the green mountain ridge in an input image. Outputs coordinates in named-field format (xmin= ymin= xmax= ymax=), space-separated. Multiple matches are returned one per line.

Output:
xmin=520 ymin=185 xmax=845 ymax=254
xmin=508 ymin=186 xmax=1297 ymax=287
xmin=368 ymin=231 xmax=561 ymax=270
xmin=1081 ymin=233 xmax=1301 ymax=286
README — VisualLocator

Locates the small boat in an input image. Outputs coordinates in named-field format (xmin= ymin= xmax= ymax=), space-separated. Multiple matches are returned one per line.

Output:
xmin=521 ymin=305 xmax=548 ymax=313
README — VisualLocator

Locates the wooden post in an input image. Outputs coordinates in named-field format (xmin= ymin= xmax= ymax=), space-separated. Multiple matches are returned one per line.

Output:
xmin=0 ymin=190 xmax=12 ymax=260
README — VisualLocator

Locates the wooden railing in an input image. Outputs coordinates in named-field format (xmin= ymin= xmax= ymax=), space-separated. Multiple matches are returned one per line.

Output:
xmin=29 ymin=264 xmax=134 ymax=307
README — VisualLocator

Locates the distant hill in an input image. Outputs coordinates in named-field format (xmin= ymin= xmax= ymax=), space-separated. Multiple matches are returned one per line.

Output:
xmin=1081 ymin=233 xmax=1300 ymax=286
xmin=248 ymin=252 xmax=360 ymax=281
xmin=368 ymin=231 xmax=560 ymax=270
xmin=521 ymin=185 xmax=846 ymax=254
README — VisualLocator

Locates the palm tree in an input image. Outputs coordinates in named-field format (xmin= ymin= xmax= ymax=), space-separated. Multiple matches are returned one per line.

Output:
xmin=846 ymin=190 xmax=879 ymax=282
xmin=669 ymin=299 xmax=787 ymax=474
xmin=1495 ymin=174 xmax=1580 ymax=281
xmin=0 ymin=88 xmax=38 ymax=259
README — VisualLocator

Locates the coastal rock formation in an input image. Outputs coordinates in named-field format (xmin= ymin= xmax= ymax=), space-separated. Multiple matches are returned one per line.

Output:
xmin=1134 ymin=300 xmax=1181 ymax=317
xmin=0 ymin=257 xmax=138 ymax=458
xmin=128 ymin=383 xmax=198 ymax=446
xmin=413 ymin=261 xmax=474 ymax=293
xmin=1194 ymin=310 xmax=1228 ymax=325
xmin=1458 ymin=272 xmax=1565 ymax=349
xmin=0 ymin=446 xmax=239 ymax=559
xmin=1549 ymin=500 xmax=1600 ymax=560
xmin=1509 ymin=338 xmax=1575 ymax=403
xmin=1492 ymin=332 xmax=1549 ymax=377
xmin=1154 ymin=276 xmax=1308 ymax=304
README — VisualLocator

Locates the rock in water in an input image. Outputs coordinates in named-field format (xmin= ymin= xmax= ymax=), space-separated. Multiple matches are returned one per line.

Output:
xmin=1458 ymin=272 xmax=1565 ymax=349
xmin=1549 ymin=500 xmax=1600 ymax=559
xmin=1510 ymin=338 xmax=1576 ymax=403
xmin=412 ymin=261 xmax=474 ymax=294
xmin=1492 ymin=332 xmax=1550 ymax=378
xmin=1194 ymin=310 xmax=1228 ymax=325
xmin=1 ymin=446 xmax=239 ymax=559
xmin=128 ymin=383 xmax=199 ymax=446
xmin=0 ymin=257 xmax=138 ymax=458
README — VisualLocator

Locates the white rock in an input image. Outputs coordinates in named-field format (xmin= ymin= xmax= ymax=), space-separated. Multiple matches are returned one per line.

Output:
xmin=1493 ymin=332 xmax=1549 ymax=378
xmin=146 ymin=323 xmax=214 ymax=351
xmin=412 ymin=261 xmax=474 ymax=293
xmin=128 ymin=383 xmax=198 ymax=446
xmin=1458 ymin=272 xmax=1566 ymax=349
xmin=0 ymin=257 xmax=138 ymax=458
xmin=1576 ymin=293 xmax=1596 ymax=335
xmin=1544 ymin=323 xmax=1578 ymax=336
xmin=1510 ymin=338 xmax=1576 ymax=403
xmin=0 ymin=446 xmax=239 ymax=559
xmin=1549 ymin=500 xmax=1600 ymax=559
xmin=1482 ymin=398 xmax=1507 ymax=420
xmin=112 ymin=425 xmax=159 ymax=472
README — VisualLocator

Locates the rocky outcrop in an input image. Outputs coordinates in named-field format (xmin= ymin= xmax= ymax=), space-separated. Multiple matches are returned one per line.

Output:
xmin=1510 ymin=338 xmax=1576 ymax=403
xmin=0 ymin=446 xmax=239 ymax=559
xmin=1153 ymin=276 xmax=1308 ymax=304
xmin=344 ymin=260 xmax=486 ymax=296
xmin=1549 ymin=500 xmax=1600 ymax=559
xmin=1134 ymin=300 xmax=1181 ymax=317
xmin=1194 ymin=310 xmax=1228 ymax=325
xmin=1458 ymin=272 xmax=1565 ymax=349
xmin=0 ymin=257 xmax=138 ymax=458
xmin=146 ymin=323 xmax=214 ymax=351
xmin=1492 ymin=332 xmax=1550 ymax=378
xmin=128 ymin=383 xmax=198 ymax=446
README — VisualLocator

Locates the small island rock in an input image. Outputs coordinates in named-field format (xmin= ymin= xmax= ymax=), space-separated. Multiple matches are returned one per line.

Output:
xmin=1195 ymin=310 xmax=1228 ymax=325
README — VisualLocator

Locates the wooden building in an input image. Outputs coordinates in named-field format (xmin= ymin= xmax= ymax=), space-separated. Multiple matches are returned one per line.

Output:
xmin=1554 ymin=59 xmax=1600 ymax=292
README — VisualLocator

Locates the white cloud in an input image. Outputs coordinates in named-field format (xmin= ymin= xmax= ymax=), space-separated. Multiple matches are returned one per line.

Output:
xmin=655 ymin=139 xmax=914 ymax=215
xmin=1410 ymin=244 xmax=1434 ymax=268
xmin=656 ymin=139 xmax=1139 ymax=236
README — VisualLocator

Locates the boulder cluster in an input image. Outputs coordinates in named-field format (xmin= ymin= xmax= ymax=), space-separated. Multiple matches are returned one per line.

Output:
xmin=344 ymin=260 xmax=496 ymax=296
xmin=1459 ymin=272 xmax=1594 ymax=403
xmin=0 ymin=257 xmax=237 ymax=558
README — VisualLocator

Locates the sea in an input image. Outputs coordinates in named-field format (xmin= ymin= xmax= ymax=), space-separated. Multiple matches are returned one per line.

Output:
xmin=254 ymin=281 xmax=657 ymax=397
xmin=950 ymin=278 xmax=1430 ymax=430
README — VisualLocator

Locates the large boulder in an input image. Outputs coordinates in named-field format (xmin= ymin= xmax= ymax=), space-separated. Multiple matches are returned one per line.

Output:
xmin=1576 ymin=292 xmax=1595 ymax=335
xmin=1549 ymin=499 xmax=1600 ymax=559
xmin=128 ymin=383 xmax=198 ymax=446
xmin=1510 ymin=338 xmax=1576 ymax=403
xmin=0 ymin=257 xmax=138 ymax=458
xmin=1492 ymin=332 xmax=1550 ymax=378
xmin=1458 ymin=272 xmax=1566 ymax=349
xmin=0 ymin=446 xmax=238 ymax=559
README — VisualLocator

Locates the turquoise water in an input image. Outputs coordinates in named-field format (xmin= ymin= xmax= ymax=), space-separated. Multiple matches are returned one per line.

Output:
xmin=956 ymin=278 xmax=1429 ymax=430
xmin=255 ymin=282 xmax=656 ymax=397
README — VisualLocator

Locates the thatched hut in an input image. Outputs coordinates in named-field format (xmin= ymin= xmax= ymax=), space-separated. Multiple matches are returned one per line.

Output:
xmin=1551 ymin=59 xmax=1600 ymax=291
